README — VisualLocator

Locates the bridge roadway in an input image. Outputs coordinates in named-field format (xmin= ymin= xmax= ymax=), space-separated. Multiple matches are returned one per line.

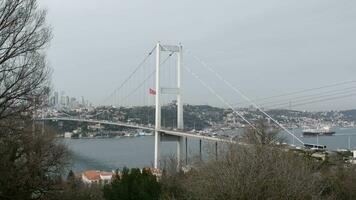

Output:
xmin=40 ymin=117 xmax=236 ymax=143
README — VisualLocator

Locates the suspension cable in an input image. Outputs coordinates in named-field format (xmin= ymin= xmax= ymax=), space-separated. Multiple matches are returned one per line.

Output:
xmin=234 ymin=80 xmax=356 ymax=107
xmin=183 ymin=63 xmax=258 ymax=132
xmin=103 ymin=45 xmax=156 ymax=105
xmin=118 ymin=53 xmax=174 ymax=104
xmin=186 ymin=50 xmax=305 ymax=145
xmin=266 ymin=88 xmax=356 ymax=109
xmin=271 ymin=92 xmax=356 ymax=109
xmin=256 ymin=86 xmax=356 ymax=108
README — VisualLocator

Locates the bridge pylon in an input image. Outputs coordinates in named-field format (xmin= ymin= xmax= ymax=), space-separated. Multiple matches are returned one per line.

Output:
xmin=154 ymin=42 xmax=184 ymax=169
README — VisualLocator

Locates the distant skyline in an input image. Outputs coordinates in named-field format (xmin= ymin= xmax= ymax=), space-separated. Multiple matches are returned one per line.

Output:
xmin=40 ymin=0 xmax=356 ymax=111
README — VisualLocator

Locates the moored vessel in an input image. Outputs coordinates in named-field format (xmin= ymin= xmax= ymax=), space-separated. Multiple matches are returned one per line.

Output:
xmin=302 ymin=126 xmax=335 ymax=136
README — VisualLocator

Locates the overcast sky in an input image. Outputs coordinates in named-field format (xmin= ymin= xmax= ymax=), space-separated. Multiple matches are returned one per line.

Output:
xmin=40 ymin=0 xmax=356 ymax=111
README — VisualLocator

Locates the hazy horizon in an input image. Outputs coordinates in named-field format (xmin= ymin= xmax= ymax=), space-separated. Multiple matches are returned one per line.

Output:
xmin=40 ymin=0 xmax=356 ymax=111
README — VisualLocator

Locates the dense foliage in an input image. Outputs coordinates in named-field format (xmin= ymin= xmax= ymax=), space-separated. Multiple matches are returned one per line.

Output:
xmin=103 ymin=168 xmax=161 ymax=200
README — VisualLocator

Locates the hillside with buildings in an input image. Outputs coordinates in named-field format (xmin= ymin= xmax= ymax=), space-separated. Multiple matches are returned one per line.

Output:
xmin=45 ymin=101 xmax=356 ymax=134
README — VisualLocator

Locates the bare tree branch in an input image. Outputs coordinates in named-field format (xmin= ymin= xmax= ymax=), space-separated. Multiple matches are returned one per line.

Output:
xmin=0 ymin=0 xmax=51 ymax=121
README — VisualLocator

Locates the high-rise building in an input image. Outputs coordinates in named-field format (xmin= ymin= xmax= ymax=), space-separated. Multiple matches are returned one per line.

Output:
xmin=60 ymin=91 xmax=65 ymax=106
xmin=65 ymin=96 xmax=70 ymax=107
xmin=54 ymin=91 xmax=59 ymax=108
xmin=49 ymin=96 xmax=55 ymax=107
xmin=70 ymin=97 xmax=77 ymax=108
xmin=81 ymin=96 xmax=85 ymax=107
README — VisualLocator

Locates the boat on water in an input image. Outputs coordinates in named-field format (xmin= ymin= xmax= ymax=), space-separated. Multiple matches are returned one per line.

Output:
xmin=137 ymin=129 xmax=154 ymax=136
xmin=302 ymin=126 xmax=335 ymax=136
xmin=138 ymin=132 xmax=153 ymax=136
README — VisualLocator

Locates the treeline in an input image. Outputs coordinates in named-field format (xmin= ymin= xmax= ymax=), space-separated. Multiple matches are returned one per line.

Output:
xmin=40 ymin=143 xmax=356 ymax=200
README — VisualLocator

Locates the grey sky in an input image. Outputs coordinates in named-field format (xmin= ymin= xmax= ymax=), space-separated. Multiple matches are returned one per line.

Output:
xmin=40 ymin=0 xmax=356 ymax=111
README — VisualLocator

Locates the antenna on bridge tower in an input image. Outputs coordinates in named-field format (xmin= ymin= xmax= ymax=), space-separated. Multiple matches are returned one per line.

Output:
xmin=154 ymin=42 xmax=185 ymax=169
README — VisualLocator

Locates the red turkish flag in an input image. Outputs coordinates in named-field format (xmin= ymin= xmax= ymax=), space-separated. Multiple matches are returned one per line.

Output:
xmin=149 ymin=88 xmax=156 ymax=95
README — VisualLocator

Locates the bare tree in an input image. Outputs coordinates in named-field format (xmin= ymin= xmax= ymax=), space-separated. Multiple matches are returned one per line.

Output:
xmin=0 ymin=121 xmax=68 ymax=200
xmin=174 ymin=145 xmax=323 ymax=200
xmin=0 ymin=0 xmax=51 ymax=120
xmin=242 ymin=120 xmax=285 ymax=145
xmin=0 ymin=2 xmax=71 ymax=199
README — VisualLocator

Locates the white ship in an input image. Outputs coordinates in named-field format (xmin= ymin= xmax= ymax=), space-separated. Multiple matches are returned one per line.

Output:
xmin=302 ymin=126 xmax=335 ymax=136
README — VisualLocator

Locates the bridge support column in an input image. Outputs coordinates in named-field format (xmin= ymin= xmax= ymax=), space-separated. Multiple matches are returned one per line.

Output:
xmin=215 ymin=142 xmax=218 ymax=161
xmin=177 ymin=136 xmax=184 ymax=170
xmin=154 ymin=42 xmax=161 ymax=169
xmin=199 ymin=139 xmax=202 ymax=161
xmin=155 ymin=43 xmax=184 ymax=170
xmin=177 ymin=44 xmax=183 ymax=130
xmin=176 ymin=44 xmax=184 ymax=170
xmin=154 ymin=131 xmax=160 ymax=169
xmin=185 ymin=137 xmax=188 ymax=165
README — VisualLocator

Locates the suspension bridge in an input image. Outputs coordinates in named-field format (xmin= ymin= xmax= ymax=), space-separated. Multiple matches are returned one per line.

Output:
xmin=40 ymin=42 xmax=356 ymax=169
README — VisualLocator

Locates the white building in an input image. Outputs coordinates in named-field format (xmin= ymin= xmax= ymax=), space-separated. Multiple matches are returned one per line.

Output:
xmin=64 ymin=132 xmax=72 ymax=138
xmin=82 ymin=170 xmax=114 ymax=185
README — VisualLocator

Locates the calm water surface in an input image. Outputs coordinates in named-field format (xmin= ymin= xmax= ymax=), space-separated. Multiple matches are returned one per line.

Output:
xmin=63 ymin=136 xmax=216 ymax=172
xmin=63 ymin=128 xmax=356 ymax=172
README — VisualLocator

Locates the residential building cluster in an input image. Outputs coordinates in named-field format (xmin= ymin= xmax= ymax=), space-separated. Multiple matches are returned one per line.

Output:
xmin=43 ymin=103 xmax=356 ymax=132
xmin=223 ymin=108 xmax=356 ymax=128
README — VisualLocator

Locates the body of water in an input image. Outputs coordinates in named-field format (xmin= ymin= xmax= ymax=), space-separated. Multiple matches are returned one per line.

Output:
xmin=63 ymin=127 xmax=356 ymax=172
xmin=63 ymin=136 xmax=216 ymax=172
xmin=285 ymin=127 xmax=356 ymax=149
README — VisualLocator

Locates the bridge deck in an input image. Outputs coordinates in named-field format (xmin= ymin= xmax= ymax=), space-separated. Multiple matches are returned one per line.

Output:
xmin=41 ymin=117 xmax=235 ymax=143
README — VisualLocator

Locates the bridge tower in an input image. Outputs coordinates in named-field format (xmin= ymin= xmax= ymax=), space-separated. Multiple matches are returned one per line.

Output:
xmin=154 ymin=42 xmax=184 ymax=169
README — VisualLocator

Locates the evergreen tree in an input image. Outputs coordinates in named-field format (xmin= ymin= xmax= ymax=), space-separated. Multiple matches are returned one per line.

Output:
xmin=103 ymin=168 xmax=161 ymax=200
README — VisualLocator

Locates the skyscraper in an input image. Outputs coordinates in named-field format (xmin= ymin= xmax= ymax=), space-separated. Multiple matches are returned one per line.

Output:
xmin=54 ymin=91 xmax=59 ymax=108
